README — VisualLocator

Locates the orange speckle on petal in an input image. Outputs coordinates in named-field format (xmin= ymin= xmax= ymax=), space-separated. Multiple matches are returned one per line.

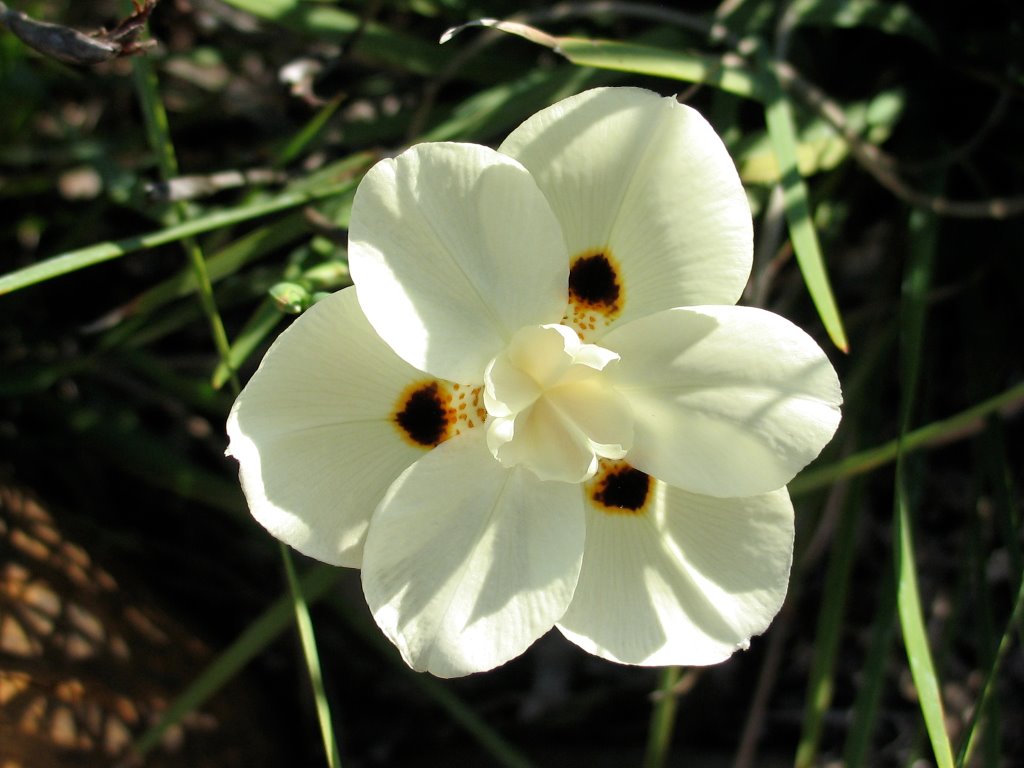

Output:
xmin=392 ymin=381 xmax=456 ymax=448
xmin=563 ymin=249 xmax=624 ymax=339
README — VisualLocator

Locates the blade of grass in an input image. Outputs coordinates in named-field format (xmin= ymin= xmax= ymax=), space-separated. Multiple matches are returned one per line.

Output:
xmin=282 ymin=543 xmax=342 ymax=768
xmin=762 ymin=79 xmax=848 ymax=351
xmin=443 ymin=21 xmax=767 ymax=100
xmin=221 ymin=0 xmax=513 ymax=80
xmin=794 ymin=481 xmax=861 ymax=768
xmin=109 ymin=211 xmax=312 ymax=324
xmin=841 ymin=560 xmax=898 ymax=767
xmin=789 ymin=378 xmax=1024 ymax=496
xmin=643 ymin=666 xmax=684 ymax=768
xmin=956 ymin=414 xmax=1023 ymax=766
xmin=786 ymin=0 xmax=938 ymax=50
xmin=125 ymin=23 xmax=343 ymax=765
xmin=0 ymin=172 xmax=365 ymax=296
xmin=957 ymin=558 xmax=1024 ymax=766
xmin=212 ymin=297 xmax=285 ymax=388
xmin=126 ymin=564 xmax=341 ymax=762
xmin=326 ymin=593 xmax=536 ymax=768
xmin=893 ymin=201 xmax=955 ymax=768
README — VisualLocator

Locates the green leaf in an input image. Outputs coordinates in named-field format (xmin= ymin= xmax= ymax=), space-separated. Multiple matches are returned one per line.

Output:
xmin=893 ymin=201 xmax=956 ymax=768
xmin=443 ymin=20 xmax=767 ymax=100
xmin=281 ymin=545 xmax=342 ymax=768
xmin=736 ymin=89 xmax=904 ymax=183
xmin=130 ymin=564 xmax=341 ymax=759
xmin=788 ymin=0 xmax=938 ymax=50
xmin=763 ymin=85 xmax=849 ymax=351
xmin=213 ymin=298 xmax=284 ymax=389
xmin=0 ymin=169 xmax=367 ymax=296
xmin=794 ymin=483 xmax=862 ymax=768
xmin=791 ymin=379 xmax=1024 ymax=496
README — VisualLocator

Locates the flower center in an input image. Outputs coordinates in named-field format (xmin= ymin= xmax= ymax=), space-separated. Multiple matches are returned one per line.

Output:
xmin=483 ymin=324 xmax=633 ymax=483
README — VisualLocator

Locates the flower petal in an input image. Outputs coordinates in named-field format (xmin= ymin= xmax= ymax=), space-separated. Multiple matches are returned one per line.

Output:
xmin=349 ymin=142 xmax=569 ymax=383
xmin=558 ymin=480 xmax=794 ymax=666
xmin=361 ymin=429 xmax=585 ymax=677
xmin=604 ymin=305 xmax=842 ymax=497
xmin=500 ymin=87 xmax=753 ymax=335
xmin=226 ymin=288 xmax=434 ymax=567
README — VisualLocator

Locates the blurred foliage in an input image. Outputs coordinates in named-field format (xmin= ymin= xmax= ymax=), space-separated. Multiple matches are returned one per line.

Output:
xmin=1 ymin=0 xmax=1022 ymax=766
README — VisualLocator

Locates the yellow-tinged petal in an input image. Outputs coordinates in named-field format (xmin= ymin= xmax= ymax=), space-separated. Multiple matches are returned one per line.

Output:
xmin=500 ymin=87 xmax=753 ymax=338
xmin=226 ymin=288 xmax=441 ymax=567
xmin=558 ymin=475 xmax=794 ymax=666
xmin=361 ymin=429 xmax=585 ymax=677
xmin=349 ymin=142 xmax=569 ymax=383
xmin=604 ymin=305 xmax=842 ymax=497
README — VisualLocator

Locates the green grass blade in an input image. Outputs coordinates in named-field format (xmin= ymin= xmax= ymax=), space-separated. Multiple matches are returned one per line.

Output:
xmin=129 ymin=564 xmax=341 ymax=759
xmin=763 ymin=83 xmax=849 ymax=351
xmin=894 ymin=489 xmax=955 ymax=768
xmin=787 ymin=0 xmax=938 ymax=50
xmin=0 ymin=174 xmax=364 ymax=296
xmin=117 ymin=212 xmax=311 ymax=321
xmin=842 ymin=561 xmax=898 ymax=767
xmin=213 ymin=298 xmax=285 ymax=389
xmin=446 ymin=21 xmax=767 ymax=100
xmin=957 ymin=562 xmax=1024 ymax=766
xmin=282 ymin=545 xmax=342 ymax=768
xmin=327 ymin=596 xmax=536 ymax=768
xmin=276 ymin=96 xmax=344 ymax=167
xmin=556 ymin=38 xmax=766 ymax=100
xmin=789 ymin=378 xmax=1024 ymax=496
xmin=220 ymin=0 xmax=500 ymax=79
xmin=893 ymin=203 xmax=955 ymax=768
xmin=124 ymin=23 xmax=344 ymax=765
xmin=643 ymin=666 xmax=684 ymax=768
xmin=794 ymin=483 xmax=861 ymax=768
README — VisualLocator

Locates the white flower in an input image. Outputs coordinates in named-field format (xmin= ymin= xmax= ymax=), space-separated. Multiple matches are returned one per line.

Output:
xmin=226 ymin=87 xmax=842 ymax=678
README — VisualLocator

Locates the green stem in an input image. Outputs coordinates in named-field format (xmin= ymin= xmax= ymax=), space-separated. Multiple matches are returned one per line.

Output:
xmin=643 ymin=666 xmax=684 ymax=768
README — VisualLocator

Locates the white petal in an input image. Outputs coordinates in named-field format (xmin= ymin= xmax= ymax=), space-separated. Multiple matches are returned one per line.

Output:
xmin=489 ymin=398 xmax=600 ymax=483
xmin=604 ymin=305 xmax=842 ymax=497
xmin=500 ymin=87 xmax=753 ymax=333
xmin=547 ymin=380 xmax=632 ymax=459
xmin=558 ymin=481 xmax=794 ymax=666
xmin=226 ymin=288 xmax=432 ymax=567
xmin=349 ymin=142 xmax=569 ymax=383
xmin=361 ymin=429 xmax=585 ymax=677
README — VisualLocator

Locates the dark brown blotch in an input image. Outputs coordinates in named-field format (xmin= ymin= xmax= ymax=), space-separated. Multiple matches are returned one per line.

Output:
xmin=592 ymin=463 xmax=651 ymax=514
xmin=394 ymin=382 xmax=452 ymax=447
xmin=568 ymin=252 xmax=620 ymax=309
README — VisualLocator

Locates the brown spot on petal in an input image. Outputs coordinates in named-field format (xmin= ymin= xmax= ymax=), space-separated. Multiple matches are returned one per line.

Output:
xmin=565 ymin=250 xmax=624 ymax=339
xmin=587 ymin=459 xmax=652 ymax=515
xmin=392 ymin=381 xmax=457 ymax=448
